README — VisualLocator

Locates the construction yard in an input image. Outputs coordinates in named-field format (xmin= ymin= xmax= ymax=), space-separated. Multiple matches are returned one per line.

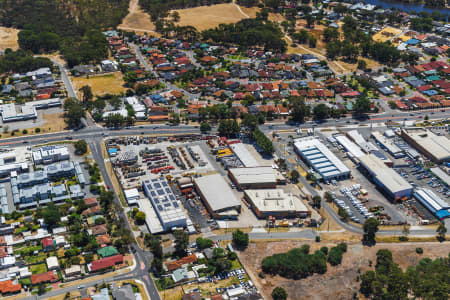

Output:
xmin=71 ymin=72 xmax=126 ymax=97
xmin=0 ymin=26 xmax=19 ymax=51
xmin=239 ymin=240 xmax=450 ymax=300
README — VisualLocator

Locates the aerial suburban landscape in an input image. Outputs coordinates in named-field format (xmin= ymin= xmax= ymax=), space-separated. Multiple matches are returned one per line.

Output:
xmin=0 ymin=0 xmax=449 ymax=299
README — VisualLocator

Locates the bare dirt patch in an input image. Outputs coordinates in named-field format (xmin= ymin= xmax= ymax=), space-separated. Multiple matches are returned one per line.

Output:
xmin=238 ymin=240 xmax=450 ymax=300
xmin=0 ymin=26 xmax=19 ymax=51
xmin=118 ymin=0 xmax=156 ymax=34
xmin=71 ymin=72 xmax=126 ymax=97
xmin=172 ymin=3 xmax=252 ymax=31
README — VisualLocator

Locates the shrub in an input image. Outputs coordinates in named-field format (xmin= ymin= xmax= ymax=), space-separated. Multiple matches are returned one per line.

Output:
xmin=415 ymin=247 xmax=423 ymax=254
xmin=320 ymin=246 xmax=328 ymax=255
xmin=315 ymin=235 xmax=321 ymax=242
xmin=22 ymin=129 xmax=28 ymax=134
xmin=35 ymin=128 xmax=41 ymax=133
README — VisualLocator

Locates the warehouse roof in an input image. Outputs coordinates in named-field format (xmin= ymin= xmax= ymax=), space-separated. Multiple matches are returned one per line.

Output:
xmin=229 ymin=143 xmax=260 ymax=167
xmin=359 ymin=154 xmax=412 ymax=194
xmin=430 ymin=167 xmax=450 ymax=187
xmin=371 ymin=131 xmax=403 ymax=155
xmin=228 ymin=167 xmax=281 ymax=185
xmin=294 ymin=137 xmax=350 ymax=178
xmin=335 ymin=135 xmax=365 ymax=158
xmin=244 ymin=189 xmax=308 ymax=213
xmin=194 ymin=174 xmax=241 ymax=212
xmin=402 ymin=128 xmax=450 ymax=162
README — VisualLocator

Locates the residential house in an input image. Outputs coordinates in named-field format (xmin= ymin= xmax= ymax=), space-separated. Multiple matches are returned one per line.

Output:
xmin=42 ymin=237 xmax=54 ymax=252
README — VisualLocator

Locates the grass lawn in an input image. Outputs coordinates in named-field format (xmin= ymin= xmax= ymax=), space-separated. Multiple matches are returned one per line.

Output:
xmin=71 ymin=72 xmax=126 ymax=97
xmin=20 ymin=277 xmax=32 ymax=286
xmin=15 ymin=245 xmax=43 ymax=255
xmin=231 ymin=259 xmax=242 ymax=270
xmin=31 ymin=263 xmax=47 ymax=274
xmin=25 ymin=252 xmax=47 ymax=265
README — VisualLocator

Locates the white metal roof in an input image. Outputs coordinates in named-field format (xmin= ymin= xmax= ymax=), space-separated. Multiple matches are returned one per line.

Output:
xmin=229 ymin=143 xmax=260 ymax=167
xmin=359 ymin=154 xmax=412 ymax=194
xmin=245 ymin=189 xmax=308 ymax=213
xmin=228 ymin=167 xmax=279 ymax=185
xmin=402 ymin=128 xmax=450 ymax=162
xmin=294 ymin=137 xmax=350 ymax=177
xmin=194 ymin=174 xmax=241 ymax=212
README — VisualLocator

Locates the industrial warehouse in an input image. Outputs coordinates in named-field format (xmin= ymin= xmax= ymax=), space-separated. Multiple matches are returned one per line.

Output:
xmin=358 ymin=154 xmax=413 ymax=201
xmin=294 ymin=137 xmax=351 ymax=181
xmin=194 ymin=174 xmax=241 ymax=219
xmin=244 ymin=189 xmax=310 ymax=218
xmin=400 ymin=128 xmax=450 ymax=163
xmin=228 ymin=167 xmax=285 ymax=190
xmin=142 ymin=177 xmax=187 ymax=232
xmin=414 ymin=188 xmax=450 ymax=220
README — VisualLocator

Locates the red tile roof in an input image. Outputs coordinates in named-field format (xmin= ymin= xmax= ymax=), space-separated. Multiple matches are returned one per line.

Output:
xmin=84 ymin=198 xmax=98 ymax=207
xmin=31 ymin=271 xmax=58 ymax=285
xmin=90 ymin=254 xmax=123 ymax=272
xmin=0 ymin=280 xmax=21 ymax=294
xmin=42 ymin=237 xmax=54 ymax=248
xmin=165 ymin=254 xmax=197 ymax=272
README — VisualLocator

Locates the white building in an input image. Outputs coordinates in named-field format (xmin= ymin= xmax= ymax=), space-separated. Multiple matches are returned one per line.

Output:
xmin=124 ymin=188 xmax=139 ymax=205
xmin=194 ymin=174 xmax=241 ymax=219
xmin=244 ymin=189 xmax=310 ymax=218
xmin=142 ymin=178 xmax=187 ymax=231
xmin=359 ymin=154 xmax=412 ymax=201
xmin=46 ymin=256 xmax=59 ymax=270
xmin=32 ymin=145 xmax=70 ymax=165
xmin=228 ymin=166 xmax=284 ymax=189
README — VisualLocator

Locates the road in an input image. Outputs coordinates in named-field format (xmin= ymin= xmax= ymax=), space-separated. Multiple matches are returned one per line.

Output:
xmin=3 ymin=106 xmax=447 ymax=299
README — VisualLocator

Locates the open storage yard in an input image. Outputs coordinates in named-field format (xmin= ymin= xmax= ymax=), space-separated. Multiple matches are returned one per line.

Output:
xmin=239 ymin=240 xmax=450 ymax=300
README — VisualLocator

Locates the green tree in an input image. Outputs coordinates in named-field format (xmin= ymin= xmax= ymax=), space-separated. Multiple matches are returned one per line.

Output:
xmin=324 ymin=191 xmax=333 ymax=203
xmin=289 ymin=97 xmax=310 ymax=123
xmin=312 ymin=195 xmax=322 ymax=209
xmin=173 ymin=230 xmax=189 ymax=258
xmin=134 ymin=211 xmax=146 ymax=225
xmin=271 ymin=287 xmax=287 ymax=300
xmin=353 ymin=96 xmax=371 ymax=114
xmin=290 ymin=170 xmax=300 ymax=183
xmin=74 ymin=139 xmax=88 ymax=155
xmin=436 ymin=222 xmax=447 ymax=241
xmin=232 ymin=229 xmax=249 ymax=249
xmin=196 ymin=237 xmax=213 ymax=250
xmin=38 ymin=283 xmax=46 ymax=295
xmin=363 ymin=217 xmax=379 ymax=244
xmin=64 ymin=98 xmax=85 ymax=129
xmin=338 ymin=207 xmax=349 ymax=221
xmin=357 ymin=59 xmax=367 ymax=70
xmin=200 ymin=121 xmax=211 ymax=133
xmin=42 ymin=204 xmax=61 ymax=229
xmin=79 ymin=85 xmax=93 ymax=103
xmin=313 ymin=104 xmax=329 ymax=120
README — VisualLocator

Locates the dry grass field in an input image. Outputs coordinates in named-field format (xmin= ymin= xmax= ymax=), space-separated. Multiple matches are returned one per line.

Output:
xmin=172 ymin=3 xmax=251 ymax=31
xmin=71 ymin=72 xmax=126 ymax=97
xmin=118 ymin=0 xmax=157 ymax=34
xmin=239 ymin=241 xmax=450 ymax=300
xmin=0 ymin=26 xmax=19 ymax=51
